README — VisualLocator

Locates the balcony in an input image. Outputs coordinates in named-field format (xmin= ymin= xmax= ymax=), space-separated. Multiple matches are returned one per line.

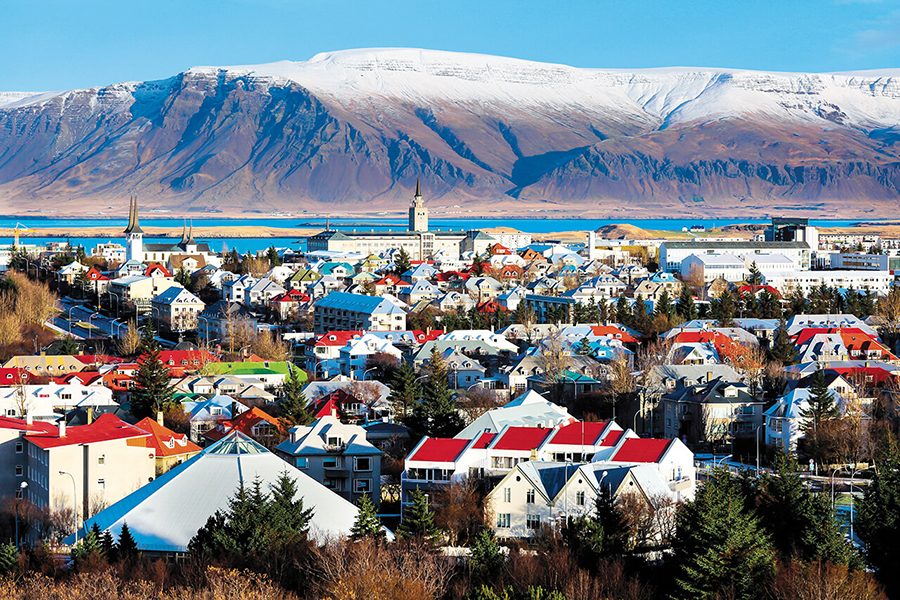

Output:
xmin=324 ymin=443 xmax=346 ymax=453
xmin=669 ymin=476 xmax=692 ymax=493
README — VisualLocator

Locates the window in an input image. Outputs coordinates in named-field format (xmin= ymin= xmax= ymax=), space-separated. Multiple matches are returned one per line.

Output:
xmin=97 ymin=479 xmax=106 ymax=490
xmin=576 ymin=491 xmax=585 ymax=506
xmin=98 ymin=455 xmax=105 ymax=465
xmin=354 ymin=478 xmax=372 ymax=493
xmin=15 ymin=465 xmax=23 ymax=476
xmin=15 ymin=441 xmax=23 ymax=454
xmin=497 ymin=513 xmax=511 ymax=528
xmin=526 ymin=514 xmax=541 ymax=530
xmin=526 ymin=489 xmax=535 ymax=504
xmin=296 ymin=457 xmax=308 ymax=469
xmin=354 ymin=457 xmax=372 ymax=472
xmin=503 ymin=487 xmax=511 ymax=503
xmin=324 ymin=456 xmax=341 ymax=469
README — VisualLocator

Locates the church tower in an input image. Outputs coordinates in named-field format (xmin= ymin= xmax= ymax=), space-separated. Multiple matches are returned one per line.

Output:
xmin=409 ymin=179 xmax=428 ymax=233
xmin=124 ymin=196 xmax=144 ymax=262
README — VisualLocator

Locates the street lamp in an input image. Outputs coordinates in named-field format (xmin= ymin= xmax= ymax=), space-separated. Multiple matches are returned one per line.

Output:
xmin=361 ymin=367 xmax=377 ymax=381
xmin=15 ymin=481 xmax=28 ymax=548
xmin=755 ymin=424 xmax=765 ymax=476
xmin=850 ymin=469 xmax=856 ymax=542
xmin=58 ymin=470 xmax=78 ymax=545
xmin=67 ymin=305 xmax=79 ymax=335
xmin=830 ymin=467 xmax=841 ymax=510
xmin=714 ymin=454 xmax=732 ymax=470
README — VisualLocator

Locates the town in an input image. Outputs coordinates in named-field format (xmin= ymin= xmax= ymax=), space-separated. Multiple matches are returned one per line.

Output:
xmin=0 ymin=186 xmax=897 ymax=598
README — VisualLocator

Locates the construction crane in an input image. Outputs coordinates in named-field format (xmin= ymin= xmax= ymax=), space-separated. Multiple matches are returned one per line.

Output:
xmin=2 ymin=223 xmax=34 ymax=248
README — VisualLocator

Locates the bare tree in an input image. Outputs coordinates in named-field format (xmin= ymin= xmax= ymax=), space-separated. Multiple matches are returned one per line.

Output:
xmin=347 ymin=380 xmax=384 ymax=416
xmin=250 ymin=331 xmax=292 ymax=361
xmin=538 ymin=330 xmax=572 ymax=403
xmin=432 ymin=477 xmax=489 ymax=547
xmin=115 ymin=319 xmax=142 ymax=356
xmin=456 ymin=388 xmax=504 ymax=424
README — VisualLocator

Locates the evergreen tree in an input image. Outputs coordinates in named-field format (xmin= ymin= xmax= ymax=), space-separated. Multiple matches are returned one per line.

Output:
xmin=71 ymin=524 xmax=102 ymax=565
xmin=266 ymin=246 xmax=282 ymax=267
xmin=117 ymin=522 xmax=139 ymax=560
xmin=350 ymin=494 xmax=385 ymax=541
xmin=564 ymin=485 xmax=627 ymax=564
xmin=395 ymin=247 xmax=412 ymax=276
xmin=670 ymin=473 xmax=775 ymax=600
xmin=0 ymin=543 xmax=17 ymax=576
xmin=59 ymin=336 xmax=79 ymax=356
xmin=800 ymin=368 xmax=840 ymax=434
xmin=279 ymin=368 xmax=311 ymax=426
xmin=615 ymin=295 xmax=632 ymax=327
xmin=389 ymin=361 xmax=422 ymax=420
xmin=769 ymin=318 xmax=796 ymax=365
xmin=411 ymin=347 xmax=463 ymax=437
xmin=130 ymin=323 xmax=176 ymax=420
xmin=100 ymin=528 xmax=117 ymax=563
xmin=632 ymin=294 xmax=649 ymax=333
xmin=857 ymin=443 xmax=900 ymax=596
xmin=575 ymin=337 xmax=593 ymax=356
xmin=175 ymin=267 xmax=191 ymax=288
xmin=586 ymin=296 xmax=600 ymax=323
xmin=751 ymin=452 xmax=859 ymax=567
xmin=267 ymin=471 xmax=314 ymax=541
xmin=676 ymin=285 xmax=698 ymax=321
xmin=654 ymin=289 xmax=675 ymax=322
xmin=746 ymin=261 xmax=763 ymax=286
xmin=469 ymin=527 xmax=504 ymax=581
xmin=786 ymin=289 xmax=807 ymax=317
xmin=758 ymin=289 xmax=781 ymax=319
xmin=397 ymin=488 xmax=442 ymax=542
xmin=710 ymin=288 xmax=736 ymax=327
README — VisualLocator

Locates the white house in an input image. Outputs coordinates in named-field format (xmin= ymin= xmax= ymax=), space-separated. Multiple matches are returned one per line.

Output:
xmin=339 ymin=334 xmax=403 ymax=380
xmin=681 ymin=254 xmax=748 ymax=283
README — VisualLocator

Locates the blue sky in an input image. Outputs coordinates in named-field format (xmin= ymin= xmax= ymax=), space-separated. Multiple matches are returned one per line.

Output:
xmin=3 ymin=0 xmax=900 ymax=91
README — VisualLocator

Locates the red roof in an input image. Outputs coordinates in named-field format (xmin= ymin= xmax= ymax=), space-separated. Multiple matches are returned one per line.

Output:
xmin=86 ymin=266 xmax=110 ymax=281
xmin=271 ymin=289 xmax=310 ymax=303
xmin=549 ymin=421 xmax=609 ymax=446
xmin=472 ymin=432 xmax=496 ymax=449
xmin=409 ymin=437 xmax=470 ymax=463
xmin=204 ymin=406 xmax=280 ymax=442
xmin=0 ymin=416 xmax=57 ymax=433
xmin=476 ymin=300 xmax=508 ymax=314
xmin=491 ymin=427 xmax=554 ymax=451
xmin=590 ymin=325 xmax=639 ymax=344
xmin=600 ymin=429 xmax=625 ymax=447
xmin=612 ymin=438 xmax=672 ymax=463
xmin=73 ymin=355 xmax=124 ymax=366
xmin=51 ymin=371 xmax=104 ymax=386
xmin=144 ymin=264 xmax=172 ymax=277
xmin=373 ymin=274 xmax=410 ymax=287
xmin=0 ymin=368 xmax=38 ymax=384
xmin=737 ymin=284 xmax=780 ymax=298
xmin=25 ymin=413 xmax=150 ymax=449
xmin=134 ymin=417 xmax=201 ymax=456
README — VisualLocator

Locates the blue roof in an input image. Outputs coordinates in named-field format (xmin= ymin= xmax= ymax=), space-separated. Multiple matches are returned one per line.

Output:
xmin=314 ymin=291 xmax=405 ymax=314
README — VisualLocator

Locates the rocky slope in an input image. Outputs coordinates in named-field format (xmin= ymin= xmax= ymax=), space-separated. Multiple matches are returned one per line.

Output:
xmin=2 ymin=48 xmax=900 ymax=216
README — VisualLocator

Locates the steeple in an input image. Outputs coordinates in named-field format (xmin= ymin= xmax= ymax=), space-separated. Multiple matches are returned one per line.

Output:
xmin=124 ymin=196 xmax=144 ymax=235
xmin=187 ymin=219 xmax=195 ymax=244
xmin=409 ymin=180 xmax=428 ymax=233
xmin=179 ymin=219 xmax=189 ymax=245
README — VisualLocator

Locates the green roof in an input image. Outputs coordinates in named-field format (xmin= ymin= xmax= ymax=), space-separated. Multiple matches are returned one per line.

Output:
xmin=204 ymin=361 xmax=307 ymax=380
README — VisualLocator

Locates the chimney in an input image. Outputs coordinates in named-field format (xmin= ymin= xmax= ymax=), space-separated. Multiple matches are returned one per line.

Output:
xmin=157 ymin=411 xmax=164 ymax=427
xmin=230 ymin=401 xmax=237 ymax=419
xmin=59 ymin=420 xmax=66 ymax=438
xmin=707 ymin=371 xmax=713 ymax=383
xmin=25 ymin=411 xmax=33 ymax=426
xmin=331 ymin=404 xmax=338 ymax=419
xmin=86 ymin=407 xmax=93 ymax=425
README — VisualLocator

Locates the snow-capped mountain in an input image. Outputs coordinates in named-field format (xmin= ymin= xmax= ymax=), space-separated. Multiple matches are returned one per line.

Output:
xmin=1 ymin=48 xmax=900 ymax=216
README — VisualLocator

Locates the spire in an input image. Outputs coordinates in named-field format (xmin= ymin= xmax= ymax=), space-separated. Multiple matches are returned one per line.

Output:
xmin=179 ymin=219 xmax=189 ymax=245
xmin=415 ymin=178 xmax=421 ymax=198
xmin=187 ymin=219 xmax=195 ymax=244
xmin=124 ymin=195 xmax=144 ymax=235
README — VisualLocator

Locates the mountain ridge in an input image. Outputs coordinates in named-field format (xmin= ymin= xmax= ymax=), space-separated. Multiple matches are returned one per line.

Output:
xmin=1 ymin=48 xmax=900 ymax=217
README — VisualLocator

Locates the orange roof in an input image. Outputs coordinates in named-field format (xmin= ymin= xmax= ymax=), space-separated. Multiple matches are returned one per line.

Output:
xmin=134 ymin=417 xmax=201 ymax=457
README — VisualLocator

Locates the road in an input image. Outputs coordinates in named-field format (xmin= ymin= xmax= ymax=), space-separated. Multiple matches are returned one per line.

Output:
xmin=56 ymin=298 xmax=129 ymax=340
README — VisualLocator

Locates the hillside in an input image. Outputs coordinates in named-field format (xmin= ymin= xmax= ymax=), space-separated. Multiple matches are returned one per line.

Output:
xmin=2 ymin=48 xmax=900 ymax=217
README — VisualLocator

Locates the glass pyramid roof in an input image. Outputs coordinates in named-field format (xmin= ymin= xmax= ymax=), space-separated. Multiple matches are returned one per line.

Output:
xmin=204 ymin=430 xmax=268 ymax=455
